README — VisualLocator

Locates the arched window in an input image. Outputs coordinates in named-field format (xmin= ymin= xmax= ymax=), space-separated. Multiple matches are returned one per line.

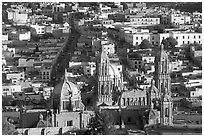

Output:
xmin=127 ymin=98 xmax=130 ymax=106
xmin=101 ymin=85 xmax=104 ymax=95
xmin=138 ymin=97 xmax=141 ymax=106
xmin=135 ymin=98 xmax=138 ymax=105
xmin=123 ymin=98 xmax=126 ymax=106
xmin=165 ymin=108 xmax=169 ymax=117
xmin=143 ymin=97 xmax=146 ymax=105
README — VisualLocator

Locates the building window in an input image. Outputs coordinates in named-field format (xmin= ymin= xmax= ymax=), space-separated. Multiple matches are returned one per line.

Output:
xmin=165 ymin=108 xmax=169 ymax=117
xmin=143 ymin=97 xmax=145 ymax=105
xmin=176 ymin=36 xmax=178 ymax=39
xmin=194 ymin=36 xmax=196 ymax=39
xmin=188 ymin=36 xmax=190 ymax=39
xmin=123 ymin=98 xmax=126 ymax=106
xmin=183 ymin=36 xmax=185 ymax=39
xmin=67 ymin=120 xmax=73 ymax=126
xmin=128 ymin=117 xmax=131 ymax=122
xmin=127 ymin=98 xmax=130 ymax=106
xmin=199 ymin=36 xmax=201 ymax=39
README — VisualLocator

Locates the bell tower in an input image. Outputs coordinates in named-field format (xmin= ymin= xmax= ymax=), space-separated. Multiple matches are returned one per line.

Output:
xmin=155 ymin=44 xmax=173 ymax=126
xmin=96 ymin=46 xmax=112 ymax=106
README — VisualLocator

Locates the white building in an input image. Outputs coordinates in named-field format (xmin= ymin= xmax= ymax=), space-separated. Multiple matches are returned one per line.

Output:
xmin=169 ymin=14 xmax=191 ymax=25
xmin=171 ymin=59 xmax=183 ymax=72
xmin=9 ymin=31 xmax=31 ymax=41
xmin=125 ymin=32 xmax=150 ymax=46
xmin=6 ymin=72 xmax=25 ymax=81
xmin=31 ymin=25 xmax=46 ymax=35
xmin=127 ymin=17 xmax=160 ymax=25
xmin=189 ymin=88 xmax=202 ymax=98
xmin=52 ymin=3 xmax=65 ymax=12
xmin=2 ymin=56 xmax=7 ymax=66
xmin=18 ymin=58 xmax=35 ymax=67
xmin=123 ymin=29 xmax=202 ymax=47
xmin=84 ymin=64 xmax=96 ymax=76
xmin=2 ymin=84 xmax=22 ymax=96
xmin=99 ymin=4 xmax=111 ymax=13
xmin=2 ymin=33 xmax=9 ymax=41
xmin=7 ymin=8 xmax=28 ymax=24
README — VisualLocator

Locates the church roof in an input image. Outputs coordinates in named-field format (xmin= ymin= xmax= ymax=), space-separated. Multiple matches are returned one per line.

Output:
xmin=98 ymin=102 xmax=109 ymax=107
xmin=53 ymin=75 xmax=80 ymax=100
xmin=109 ymin=64 xmax=121 ymax=78
xmin=36 ymin=120 xmax=52 ymax=128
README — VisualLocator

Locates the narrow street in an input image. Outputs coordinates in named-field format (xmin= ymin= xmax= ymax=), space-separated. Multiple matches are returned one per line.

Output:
xmin=50 ymin=16 xmax=81 ymax=86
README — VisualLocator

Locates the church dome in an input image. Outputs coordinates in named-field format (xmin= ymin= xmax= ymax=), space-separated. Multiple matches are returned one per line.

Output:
xmin=66 ymin=80 xmax=80 ymax=96
xmin=53 ymin=76 xmax=80 ymax=100
xmin=109 ymin=64 xmax=121 ymax=78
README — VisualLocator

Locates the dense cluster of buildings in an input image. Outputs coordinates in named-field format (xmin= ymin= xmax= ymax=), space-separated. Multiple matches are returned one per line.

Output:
xmin=2 ymin=2 xmax=202 ymax=135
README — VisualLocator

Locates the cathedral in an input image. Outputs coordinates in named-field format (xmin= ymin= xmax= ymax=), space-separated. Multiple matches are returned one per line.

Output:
xmin=50 ymin=43 xmax=173 ymax=128
xmin=96 ymin=45 xmax=123 ymax=106
xmin=96 ymin=44 xmax=173 ymax=126
xmin=146 ymin=44 xmax=173 ymax=126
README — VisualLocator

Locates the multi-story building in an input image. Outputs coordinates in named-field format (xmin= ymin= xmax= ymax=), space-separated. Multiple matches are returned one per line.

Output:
xmin=100 ymin=19 xmax=114 ymax=28
xmin=190 ymin=45 xmax=202 ymax=58
xmin=7 ymin=6 xmax=29 ymax=24
xmin=127 ymin=17 xmax=160 ymax=25
xmin=125 ymin=32 xmax=150 ymax=46
xmin=6 ymin=71 xmax=25 ymax=81
xmin=170 ymin=59 xmax=183 ymax=72
xmin=127 ymin=51 xmax=155 ymax=71
xmin=40 ymin=63 xmax=52 ymax=83
xmin=168 ymin=14 xmax=191 ymax=25
xmin=8 ymin=31 xmax=31 ymax=41
xmin=2 ymin=33 xmax=9 ymax=41
xmin=189 ymin=87 xmax=202 ymax=98
xmin=83 ymin=64 xmax=96 ymax=76
xmin=52 ymin=3 xmax=65 ymax=13
xmin=30 ymin=25 xmax=46 ymax=35
xmin=2 ymin=84 xmax=22 ymax=96
xmin=123 ymin=29 xmax=202 ymax=47
xmin=99 ymin=4 xmax=111 ymax=13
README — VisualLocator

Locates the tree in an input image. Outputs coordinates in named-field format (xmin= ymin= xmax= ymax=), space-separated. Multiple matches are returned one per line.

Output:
xmin=41 ymin=33 xmax=54 ymax=39
xmin=161 ymin=37 xmax=178 ymax=50
xmin=139 ymin=39 xmax=152 ymax=49
xmin=31 ymin=34 xmax=39 ymax=42
xmin=86 ymin=110 xmax=115 ymax=135
xmin=2 ymin=117 xmax=17 ymax=135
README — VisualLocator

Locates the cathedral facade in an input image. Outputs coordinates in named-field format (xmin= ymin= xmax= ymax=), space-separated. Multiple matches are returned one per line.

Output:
xmin=96 ymin=46 xmax=123 ymax=106
xmin=154 ymin=44 xmax=173 ymax=126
